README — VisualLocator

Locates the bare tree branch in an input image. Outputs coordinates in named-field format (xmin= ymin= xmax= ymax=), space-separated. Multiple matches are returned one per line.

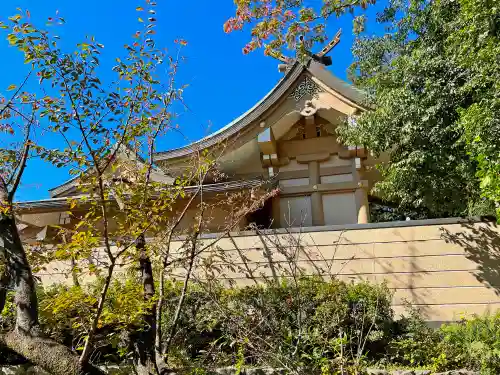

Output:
xmin=8 ymin=118 xmax=33 ymax=202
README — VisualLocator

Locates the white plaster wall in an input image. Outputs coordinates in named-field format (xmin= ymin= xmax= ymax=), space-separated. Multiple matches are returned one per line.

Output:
xmin=320 ymin=174 xmax=353 ymax=184
xmin=322 ymin=193 xmax=357 ymax=225
xmin=279 ymin=196 xmax=312 ymax=227
xmin=279 ymin=178 xmax=310 ymax=188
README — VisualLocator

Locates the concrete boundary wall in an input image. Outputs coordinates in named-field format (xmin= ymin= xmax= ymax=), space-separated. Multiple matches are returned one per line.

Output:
xmin=38 ymin=218 xmax=500 ymax=322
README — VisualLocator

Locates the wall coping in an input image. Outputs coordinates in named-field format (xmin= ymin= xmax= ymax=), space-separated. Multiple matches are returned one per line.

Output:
xmin=168 ymin=216 xmax=496 ymax=242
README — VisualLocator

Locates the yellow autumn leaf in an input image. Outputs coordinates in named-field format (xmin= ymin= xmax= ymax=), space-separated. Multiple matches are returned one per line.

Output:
xmin=136 ymin=6 xmax=144 ymax=11
xmin=7 ymin=84 xmax=17 ymax=91
xmin=138 ymin=17 xmax=144 ymax=22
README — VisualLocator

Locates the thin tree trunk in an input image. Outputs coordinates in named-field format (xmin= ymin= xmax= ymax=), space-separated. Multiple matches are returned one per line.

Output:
xmin=64 ymin=234 xmax=80 ymax=288
xmin=134 ymin=234 xmax=160 ymax=375
xmin=155 ymin=238 xmax=172 ymax=354
xmin=163 ymin=230 xmax=199 ymax=358
xmin=155 ymin=188 xmax=201 ymax=359
xmin=79 ymin=260 xmax=115 ymax=366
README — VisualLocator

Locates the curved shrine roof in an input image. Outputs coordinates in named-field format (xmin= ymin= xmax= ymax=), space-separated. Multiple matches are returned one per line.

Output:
xmin=153 ymin=60 xmax=366 ymax=162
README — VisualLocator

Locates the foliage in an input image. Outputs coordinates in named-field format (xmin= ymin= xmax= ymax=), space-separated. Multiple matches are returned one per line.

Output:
xmin=225 ymin=0 xmax=376 ymax=58
xmin=159 ymin=277 xmax=394 ymax=372
xmin=335 ymin=0 xmax=495 ymax=217
xmin=1 ymin=277 xmax=147 ymax=362
xmin=387 ymin=307 xmax=500 ymax=374
xmin=437 ymin=313 xmax=500 ymax=374
xmin=2 ymin=276 xmax=393 ymax=372
xmin=3 ymin=275 xmax=500 ymax=374
xmin=447 ymin=0 xmax=500 ymax=217
xmin=386 ymin=305 xmax=441 ymax=368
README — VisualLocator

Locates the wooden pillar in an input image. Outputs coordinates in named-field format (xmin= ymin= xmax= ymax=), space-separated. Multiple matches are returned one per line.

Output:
xmin=357 ymin=187 xmax=369 ymax=224
xmin=309 ymin=161 xmax=324 ymax=226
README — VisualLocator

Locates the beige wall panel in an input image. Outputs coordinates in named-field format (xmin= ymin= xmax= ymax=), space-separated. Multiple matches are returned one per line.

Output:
xmin=20 ymin=212 xmax=62 ymax=227
xmin=227 ymin=236 xmax=268 ymax=251
xmin=279 ymin=178 xmax=310 ymax=188
xmin=332 ymin=271 xmax=493 ymax=289
xmin=335 ymin=224 xmax=481 ymax=245
xmin=392 ymin=287 xmax=500 ymax=306
xmin=194 ymin=239 xmax=469 ymax=262
xmin=320 ymin=174 xmax=353 ymax=184
xmin=196 ymin=271 xmax=492 ymax=290
xmin=295 ymin=255 xmax=470 ymax=274
xmin=189 ymin=254 xmax=478 ymax=279
xmin=392 ymin=303 xmax=500 ymax=321
xmin=186 ymin=222 xmax=493 ymax=249
xmin=311 ymin=240 xmax=468 ymax=260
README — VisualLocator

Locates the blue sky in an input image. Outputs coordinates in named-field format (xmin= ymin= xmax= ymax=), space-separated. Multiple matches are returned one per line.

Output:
xmin=0 ymin=0 xmax=387 ymax=201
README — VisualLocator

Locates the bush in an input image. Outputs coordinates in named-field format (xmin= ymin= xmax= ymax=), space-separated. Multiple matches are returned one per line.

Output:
xmin=436 ymin=313 xmax=500 ymax=374
xmin=387 ymin=307 xmax=500 ymax=374
xmin=1 ymin=276 xmax=149 ymax=363
xmin=2 ymin=275 xmax=500 ymax=374
xmin=159 ymin=277 xmax=394 ymax=372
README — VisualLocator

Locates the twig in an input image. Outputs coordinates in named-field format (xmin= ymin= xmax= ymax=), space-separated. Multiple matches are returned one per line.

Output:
xmin=8 ymin=117 xmax=33 ymax=202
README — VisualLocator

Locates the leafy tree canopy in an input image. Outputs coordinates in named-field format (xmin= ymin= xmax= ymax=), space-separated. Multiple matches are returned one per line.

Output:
xmin=339 ymin=0 xmax=499 ymax=217
xmin=339 ymin=0 xmax=486 ymax=217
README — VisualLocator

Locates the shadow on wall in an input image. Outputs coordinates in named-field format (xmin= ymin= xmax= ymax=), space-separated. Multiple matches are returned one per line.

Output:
xmin=441 ymin=219 xmax=500 ymax=296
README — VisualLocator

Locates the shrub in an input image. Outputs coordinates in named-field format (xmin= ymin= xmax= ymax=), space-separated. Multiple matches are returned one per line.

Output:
xmin=1 ymin=277 xmax=148 ymax=363
xmin=436 ymin=312 xmax=500 ymax=374
xmin=3 ymin=274 xmax=500 ymax=374
xmin=387 ymin=305 xmax=441 ymax=368
xmin=387 ymin=307 xmax=500 ymax=374
xmin=159 ymin=277 xmax=394 ymax=372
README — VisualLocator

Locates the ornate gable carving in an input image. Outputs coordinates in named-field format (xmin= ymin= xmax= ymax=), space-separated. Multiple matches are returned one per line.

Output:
xmin=289 ymin=76 xmax=323 ymax=101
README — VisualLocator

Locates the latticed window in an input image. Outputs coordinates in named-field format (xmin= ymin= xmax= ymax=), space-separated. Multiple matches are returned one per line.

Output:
xmin=59 ymin=212 xmax=71 ymax=225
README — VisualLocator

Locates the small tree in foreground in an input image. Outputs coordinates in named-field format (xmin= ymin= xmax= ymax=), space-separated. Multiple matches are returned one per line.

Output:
xmin=0 ymin=3 xmax=275 ymax=374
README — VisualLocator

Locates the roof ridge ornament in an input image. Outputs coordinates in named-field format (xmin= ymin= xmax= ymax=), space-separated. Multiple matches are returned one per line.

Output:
xmin=275 ymin=29 xmax=342 ymax=73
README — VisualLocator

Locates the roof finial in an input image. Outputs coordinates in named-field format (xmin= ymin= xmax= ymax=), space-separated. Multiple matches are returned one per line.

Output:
xmin=273 ymin=29 xmax=342 ymax=72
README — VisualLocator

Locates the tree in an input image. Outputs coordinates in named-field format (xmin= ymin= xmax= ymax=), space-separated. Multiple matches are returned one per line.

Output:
xmin=339 ymin=0 xmax=499 ymax=217
xmin=0 ymin=4 xmax=275 ymax=374
xmin=337 ymin=0 xmax=483 ymax=217
xmin=224 ymin=0 xmax=376 ymax=58
xmin=447 ymin=0 xmax=500 ymax=217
